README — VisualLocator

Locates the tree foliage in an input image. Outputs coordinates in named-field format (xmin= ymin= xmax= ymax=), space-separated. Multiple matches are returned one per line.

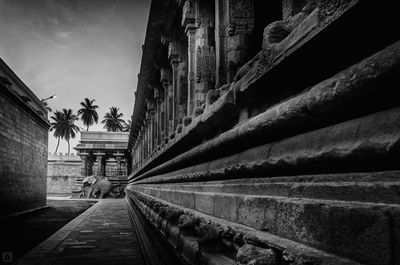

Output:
xmin=102 ymin=107 xmax=126 ymax=132
xmin=77 ymin=98 xmax=99 ymax=131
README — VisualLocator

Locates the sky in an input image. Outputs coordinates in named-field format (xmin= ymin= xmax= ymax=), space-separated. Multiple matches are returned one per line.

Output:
xmin=0 ymin=0 xmax=150 ymax=154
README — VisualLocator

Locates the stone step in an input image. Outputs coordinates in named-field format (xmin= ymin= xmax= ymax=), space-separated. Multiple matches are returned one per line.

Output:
xmin=140 ymin=171 xmax=400 ymax=204
xmin=128 ymin=185 xmax=399 ymax=265
xmin=127 ymin=189 xmax=365 ymax=265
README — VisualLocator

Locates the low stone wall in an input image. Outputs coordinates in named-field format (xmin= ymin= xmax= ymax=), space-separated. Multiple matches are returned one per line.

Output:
xmin=47 ymin=175 xmax=77 ymax=195
xmin=47 ymin=153 xmax=81 ymax=176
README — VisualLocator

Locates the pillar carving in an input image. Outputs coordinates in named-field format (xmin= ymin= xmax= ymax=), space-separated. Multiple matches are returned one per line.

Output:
xmin=183 ymin=0 xmax=197 ymax=116
xmin=154 ymin=86 xmax=164 ymax=146
xmin=193 ymin=0 xmax=216 ymax=109
xmin=168 ymin=40 xmax=188 ymax=130
xmin=215 ymin=0 xmax=226 ymax=88
xmin=78 ymin=152 xmax=89 ymax=176
xmin=93 ymin=152 xmax=105 ymax=176
xmin=195 ymin=45 xmax=215 ymax=105
xmin=113 ymin=152 xmax=124 ymax=177
xmin=161 ymin=67 xmax=173 ymax=136
xmin=146 ymin=97 xmax=156 ymax=155
xmin=225 ymin=0 xmax=255 ymax=82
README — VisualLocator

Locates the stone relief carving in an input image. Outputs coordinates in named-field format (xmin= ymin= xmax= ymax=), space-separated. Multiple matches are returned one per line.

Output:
xmin=226 ymin=0 xmax=254 ymax=36
xmin=230 ymin=0 xmax=253 ymax=19
xmin=321 ymin=0 xmax=342 ymax=15
xmin=195 ymin=46 xmax=215 ymax=84
xmin=183 ymin=0 xmax=193 ymax=15
xmin=160 ymin=68 xmax=171 ymax=89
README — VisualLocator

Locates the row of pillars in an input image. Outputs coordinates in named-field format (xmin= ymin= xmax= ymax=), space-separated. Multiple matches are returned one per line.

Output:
xmin=131 ymin=0 xmax=267 ymax=170
xmin=78 ymin=152 xmax=126 ymax=177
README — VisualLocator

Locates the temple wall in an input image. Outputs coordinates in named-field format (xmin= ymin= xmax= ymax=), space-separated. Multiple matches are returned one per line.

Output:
xmin=47 ymin=176 xmax=76 ymax=195
xmin=47 ymin=153 xmax=81 ymax=194
xmin=0 ymin=60 xmax=50 ymax=217
xmin=126 ymin=1 xmax=400 ymax=265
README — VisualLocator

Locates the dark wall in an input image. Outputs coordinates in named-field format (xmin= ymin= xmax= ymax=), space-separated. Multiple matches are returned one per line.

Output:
xmin=0 ymin=85 xmax=49 ymax=217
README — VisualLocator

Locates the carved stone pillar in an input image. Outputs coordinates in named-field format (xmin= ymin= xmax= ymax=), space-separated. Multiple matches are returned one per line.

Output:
xmin=169 ymin=42 xmax=180 ymax=130
xmin=139 ymin=133 xmax=143 ymax=163
xmin=182 ymin=0 xmax=197 ymax=116
xmin=146 ymin=98 xmax=156 ymax=154
xmin=93 ymin=152 xmax=105 ymax=176
xmin=215 ymin=0 xmax=227 ymax=87
xmin=113 ymin=152 xmax=124 ymax=177
xmin=138 ymin=129 xmax=144 ymax=164
xmin=78 ymin=152 xmax=89 ymax=176
xmin=161 ymin=67 xmax=173 ymax=136
xmin=154 ymin=86 xmax=164 ymax=146
xmin=133 ymin=144 xmax=138 ymax=168
xmin=134 ymin=144 xmax=137 ymax=167
xmin=143 ymin=119 xmax=149 ymax=160
xmin=194 ymin=0 xmax=216 ymax=110
xmin=225 ymin=0 xmax=255 ymax=82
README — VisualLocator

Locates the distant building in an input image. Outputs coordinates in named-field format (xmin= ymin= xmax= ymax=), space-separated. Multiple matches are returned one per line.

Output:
xmin=0 ymin=58 xmax=50 ymax=217
xmin=74 ymin=131 xmax=130 ymax=191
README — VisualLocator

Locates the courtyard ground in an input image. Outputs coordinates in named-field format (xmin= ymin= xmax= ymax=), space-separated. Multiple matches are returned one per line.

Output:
xmin=0 ymin=198 xmax=96 ymax=264
xmin=1 ymin=199 xmax=145 ymax=265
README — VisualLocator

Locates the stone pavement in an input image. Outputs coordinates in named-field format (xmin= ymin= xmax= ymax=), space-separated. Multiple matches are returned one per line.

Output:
xmin=14 ymin=199 xmax=145 ymax=265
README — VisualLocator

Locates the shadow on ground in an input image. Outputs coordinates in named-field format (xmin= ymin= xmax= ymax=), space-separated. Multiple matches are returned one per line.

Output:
xmin=0 ymin=199 xmax=97 ymax=263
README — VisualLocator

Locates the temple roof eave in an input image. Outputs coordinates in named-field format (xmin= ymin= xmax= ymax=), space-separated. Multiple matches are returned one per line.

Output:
xmin=128 ymin=0 xmax=179 ymax=151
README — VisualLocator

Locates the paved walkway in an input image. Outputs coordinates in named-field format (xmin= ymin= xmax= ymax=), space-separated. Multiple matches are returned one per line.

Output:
xmin=15 ymin=199 xmax=145 ymax=265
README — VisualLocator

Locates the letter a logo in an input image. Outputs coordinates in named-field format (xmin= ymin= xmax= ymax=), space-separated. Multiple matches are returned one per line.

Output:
xmin=2 ymin=252 xmax=13 ymax=263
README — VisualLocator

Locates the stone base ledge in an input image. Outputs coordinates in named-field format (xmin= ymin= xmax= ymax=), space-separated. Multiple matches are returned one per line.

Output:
xmin=126 ymin=189 xmax=363 ymax=265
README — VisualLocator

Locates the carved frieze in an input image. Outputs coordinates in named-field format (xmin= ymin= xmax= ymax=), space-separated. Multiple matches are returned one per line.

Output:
xmin=318 ymin=0 xmax=356 ymax=24
xmin=195 ymin=46 xmax=216 ymax=84
xmin=182 ymin=0 xmax=195 ymax=28
xmin=160 ymin=68 xmax=172 ymax=89
xmin=168 ymin=42 xmax=180 ymax=63
xmin=153 ymin=87 xmax=164 ymax=103
xmin=226 ymin=0 xmax=254 ymax=36
xmin=230 ymin=0 xmax=253 ymax=19
xmin=321 ymin=0 xmax=342 ymax=15
xmin=145 ymin=98 xmax=156 ymax=115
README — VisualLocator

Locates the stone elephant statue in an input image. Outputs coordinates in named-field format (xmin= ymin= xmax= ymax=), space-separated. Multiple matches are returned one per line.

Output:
xmin=82 ymin=175 xmax=113 ymax=199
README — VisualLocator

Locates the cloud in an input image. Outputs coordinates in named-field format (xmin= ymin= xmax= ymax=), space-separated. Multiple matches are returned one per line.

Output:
xmin=0 ymin=0 xmax=150 ymax=153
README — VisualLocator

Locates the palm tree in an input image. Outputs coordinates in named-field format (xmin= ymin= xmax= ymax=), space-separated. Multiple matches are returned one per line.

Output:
xmin=102 ymin=107 xmax=126 ymax=132
xmin=61 ymin=108 xmax=80 ymax=155
xmin=49 ymin=110 xmax=64 ymax=153
xmin=123 ymin=119 xmax=132 ymax=132
xmin=77 ymin=98 xmax=99 ymax=131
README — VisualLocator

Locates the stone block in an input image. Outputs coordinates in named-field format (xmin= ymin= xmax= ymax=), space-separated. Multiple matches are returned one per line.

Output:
xmin=212 ymin=193 xmax=238 ymax=222
xmin=273 ymin=199 xmax=392 ymax=265
xmin=177 ymin=191 xmax=195 ymax=209
xmin=237 ymin=196 xmax=274 ymax=231
xmin=195 ymin=192 xmax=214 ymax=215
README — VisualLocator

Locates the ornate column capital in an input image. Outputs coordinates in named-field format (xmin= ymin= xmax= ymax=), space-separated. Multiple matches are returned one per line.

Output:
xmin=226 ymin=0 xmax=255 ymax=36
xmin=182 ymin=0 xmax=195 ymax=28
